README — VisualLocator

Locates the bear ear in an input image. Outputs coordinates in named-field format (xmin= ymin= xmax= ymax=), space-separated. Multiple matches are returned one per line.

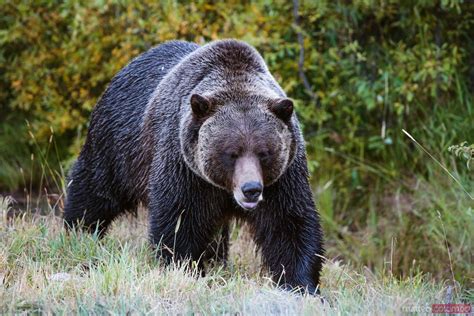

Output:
xmin=270 ymin=98 xmax=294 ymax=122
xmin=190 ymin=94 xmax=212 ymax=119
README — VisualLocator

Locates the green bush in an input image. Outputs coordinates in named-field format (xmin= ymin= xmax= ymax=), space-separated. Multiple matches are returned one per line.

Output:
xmin=1 ymin=1 xmax=472 ymax=285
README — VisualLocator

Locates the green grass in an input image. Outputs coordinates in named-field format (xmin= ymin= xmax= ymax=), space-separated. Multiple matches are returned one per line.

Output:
xmin=0 ymin=197 xmax=469 ymax=315
xmin=316 ymin=171 xmax=473 ymax=285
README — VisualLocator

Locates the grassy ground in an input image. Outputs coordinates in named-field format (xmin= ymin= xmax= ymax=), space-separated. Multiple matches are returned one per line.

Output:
xmin=0 ymin=197 xmax=468 ymax=315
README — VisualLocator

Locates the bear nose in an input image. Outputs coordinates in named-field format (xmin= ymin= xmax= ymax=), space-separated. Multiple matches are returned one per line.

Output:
xmin=241 ymin=181 xmax=263 ymax=202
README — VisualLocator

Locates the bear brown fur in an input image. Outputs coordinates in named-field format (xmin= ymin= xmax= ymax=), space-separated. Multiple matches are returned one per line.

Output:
xmin=64 ymin=39 xmax=324 ymax=294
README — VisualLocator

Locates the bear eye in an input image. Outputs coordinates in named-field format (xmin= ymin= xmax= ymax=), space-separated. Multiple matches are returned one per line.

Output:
xmin=225 ymin=151 xmax=239 ymax=160
xmin=257 ymin=151 xmax=271 ymax=160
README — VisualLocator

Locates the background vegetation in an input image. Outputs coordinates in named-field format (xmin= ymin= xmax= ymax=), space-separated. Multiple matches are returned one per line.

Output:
xmin=0 ymin=0 xmax=473 ymax=307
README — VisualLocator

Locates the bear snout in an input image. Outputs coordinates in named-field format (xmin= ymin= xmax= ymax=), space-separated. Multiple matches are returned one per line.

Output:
xmin=241 ymin=181 xmax=263 ymax=202
xmin=233 ymin=155 xmax=264 ymax=210
xmin=238 ymin=181 xmax=263 ymax=210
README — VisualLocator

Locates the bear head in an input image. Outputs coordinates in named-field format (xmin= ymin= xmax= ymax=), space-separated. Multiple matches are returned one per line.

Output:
xmin=180 ymin=92 xmax=297 ymax=210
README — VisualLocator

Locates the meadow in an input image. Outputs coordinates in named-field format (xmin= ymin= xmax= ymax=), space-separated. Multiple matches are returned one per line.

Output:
xmin=0 ymin=196 xmax=465 ymax=314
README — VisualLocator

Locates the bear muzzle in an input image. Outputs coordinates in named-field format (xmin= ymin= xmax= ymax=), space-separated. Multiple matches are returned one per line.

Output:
xmin=233 ymin=184 xmax=263 ymax=210
xmin=233 ymin=155 xmax=263 ymax=210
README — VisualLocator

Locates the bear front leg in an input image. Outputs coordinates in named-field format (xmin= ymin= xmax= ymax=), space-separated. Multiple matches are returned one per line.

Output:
xmin=248 ymin=158 xmax=324 ymax=294
xmin=150 ymin=207 xmax=226 ymax=276
xmin=204 ymin=224 xmax=230 ymax=265
xmin=147 ymin=164 xmax=226 ymax=272
xmin=251 ymin=210 xmax=323 ymax=294
xmin=149 ymin=206 xmax=217 ymax=270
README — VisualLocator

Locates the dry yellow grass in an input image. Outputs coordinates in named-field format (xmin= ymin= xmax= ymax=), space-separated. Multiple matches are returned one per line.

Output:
xmin=0 ymin=197 xmax=466 ymax=314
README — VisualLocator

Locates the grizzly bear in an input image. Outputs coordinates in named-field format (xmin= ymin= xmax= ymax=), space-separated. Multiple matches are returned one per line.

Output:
xmin=64 ymin=40 xmax=324 ymax=294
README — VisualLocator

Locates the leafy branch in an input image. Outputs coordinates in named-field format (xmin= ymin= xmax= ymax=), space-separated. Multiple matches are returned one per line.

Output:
xmin=448 ymin=142 xmax=474 ymax=170
xmin=292 ymin=0 xmax=320 ymax=107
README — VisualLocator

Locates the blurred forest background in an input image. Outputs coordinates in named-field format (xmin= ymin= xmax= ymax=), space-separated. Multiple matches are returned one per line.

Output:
xmin=0 ymin=1 xmax=472 ymax=287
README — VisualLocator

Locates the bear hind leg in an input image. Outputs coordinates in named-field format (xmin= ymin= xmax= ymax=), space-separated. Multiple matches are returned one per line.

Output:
xmin=64 ymin=193 xmax=120 ymax=236
xmin=63 ymin=161 xmax=125 ymax=236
